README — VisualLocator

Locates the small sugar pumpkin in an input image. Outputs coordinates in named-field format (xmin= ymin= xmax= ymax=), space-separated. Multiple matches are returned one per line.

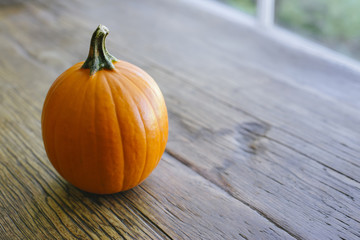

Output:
xmin=41 ymin=25 xmax=168 ymax=194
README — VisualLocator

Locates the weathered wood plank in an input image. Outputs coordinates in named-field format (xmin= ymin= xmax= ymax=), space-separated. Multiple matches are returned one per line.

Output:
xmin=0 ymin=87 xmax=294 ymax=239
xmin=154 ymin=68 xmax=360 ymax=239
xmin=1 ymin=0 xmax=360 ymax=239
xmin=57 ymin=0 xmax=360 ymax=193
xmin=6 ymin=0 xmax=359 ymax=174
xmin=0 ymin=3 xmax=295 ymax=239
xmin=32 ymin=1 xmax=360 ymax=237
xmin=88 ymin=0 xmax=360 ymax=180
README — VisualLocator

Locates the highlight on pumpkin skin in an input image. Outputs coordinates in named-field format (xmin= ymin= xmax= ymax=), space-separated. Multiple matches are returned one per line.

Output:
xmin=41 ymin=25 xmax=168 ymax=194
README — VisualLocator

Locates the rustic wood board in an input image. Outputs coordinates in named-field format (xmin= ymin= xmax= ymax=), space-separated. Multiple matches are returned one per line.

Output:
xmin=1 ymin=0 xmax=360 ymax=239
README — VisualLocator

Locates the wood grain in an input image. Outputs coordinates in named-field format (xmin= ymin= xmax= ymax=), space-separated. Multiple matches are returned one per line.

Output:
xmin=0 ymin=0 xmax=360 ymax=239
xmin=0 ymin=1 xmax=295 ymax=239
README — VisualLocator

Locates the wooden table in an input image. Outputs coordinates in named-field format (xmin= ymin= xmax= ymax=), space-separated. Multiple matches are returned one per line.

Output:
xmin=1 ymin=0 xmax=360 ymax=239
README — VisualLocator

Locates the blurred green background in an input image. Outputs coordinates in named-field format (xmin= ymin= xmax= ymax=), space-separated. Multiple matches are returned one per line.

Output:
xmin=219 ymin=0 xmax=360 ymax=61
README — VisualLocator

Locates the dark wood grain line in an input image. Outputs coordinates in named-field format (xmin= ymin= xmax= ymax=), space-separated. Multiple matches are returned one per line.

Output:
xmin=132 ymin=187 xmax=190 ymax=239
xmin=90 ymin=206 xmax=126 ymax=240
xmin=264 ymin=135 xmax=360 ymax=185
xmin=274 ymin=127 xmax=360 ymax=168
xmin=263 ymin=148 xmax=360 ymax=222
xmin=121 ymin=195 xmax=173 ymax=240
xmin=15 ymin=157 xmax=113 ymax=239
xmin=45 ymin=196 xmax=89 ymax=240
xmin=105 ymin=207 xmax=134 ymax=240
xmin=82 ymin=198 xmax=131 ymax=240
xmin=7 ymin=215 xmax=34 ymax=239
xmin=112 ymin=195 xmax=170 ymax=240
xmin=0 ymin=213 xmax=24 ymax=240
xmin=0 ymin=190 xmax=45 ymax=239
xmin=238 ymin=232 xmax=249 ymax=240
xmin=22 ymin=199 xmax=62 ymax=240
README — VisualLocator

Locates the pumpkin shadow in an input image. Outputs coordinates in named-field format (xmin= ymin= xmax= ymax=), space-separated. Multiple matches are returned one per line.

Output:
xmin=45 ymin=176 xmax=136 ymax=207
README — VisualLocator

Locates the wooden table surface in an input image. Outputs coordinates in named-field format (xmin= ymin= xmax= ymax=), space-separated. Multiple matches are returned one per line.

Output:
xmin=1 ymin=0 xmax=360 ymax=239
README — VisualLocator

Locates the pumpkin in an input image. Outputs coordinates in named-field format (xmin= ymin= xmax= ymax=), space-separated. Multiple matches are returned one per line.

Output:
xmin=41 ymin=25 xmax=168 ymax=194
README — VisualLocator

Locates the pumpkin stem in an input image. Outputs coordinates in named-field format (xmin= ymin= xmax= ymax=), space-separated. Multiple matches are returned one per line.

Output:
xmin=82 ymin=25 xmax=118 ymax=75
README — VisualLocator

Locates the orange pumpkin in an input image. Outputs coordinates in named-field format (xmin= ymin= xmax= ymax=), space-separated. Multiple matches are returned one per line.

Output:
xmin=41 ymin=25 xmax=168 ymax=194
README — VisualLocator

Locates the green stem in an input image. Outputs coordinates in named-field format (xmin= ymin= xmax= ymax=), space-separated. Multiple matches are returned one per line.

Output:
xmin=81 ymin=25 xmax=118 ymax=75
